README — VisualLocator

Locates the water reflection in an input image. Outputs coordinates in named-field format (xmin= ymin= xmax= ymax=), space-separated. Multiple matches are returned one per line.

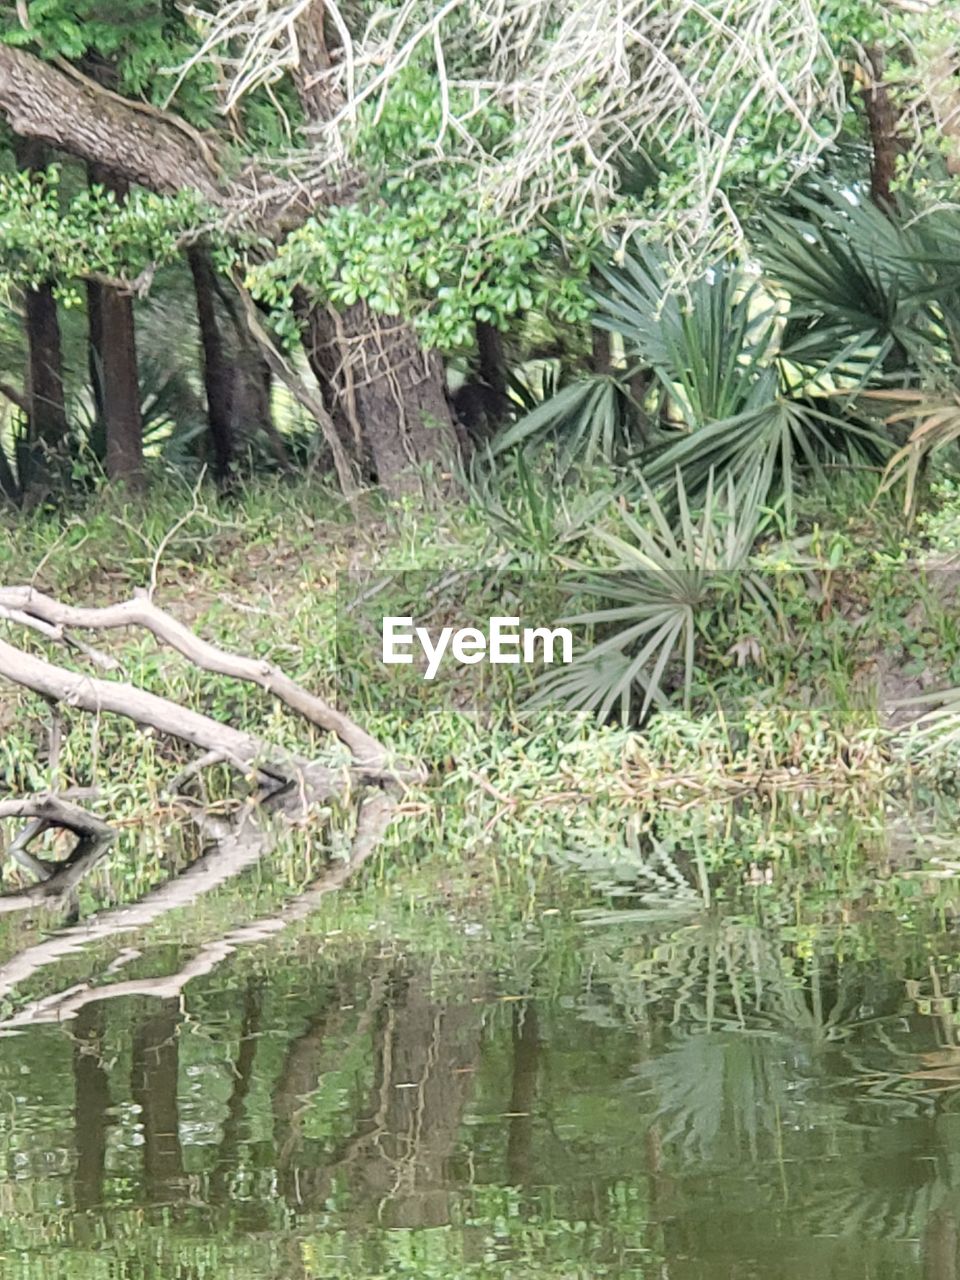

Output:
xmin=3 ymin=889 xmax=960 ymax=1276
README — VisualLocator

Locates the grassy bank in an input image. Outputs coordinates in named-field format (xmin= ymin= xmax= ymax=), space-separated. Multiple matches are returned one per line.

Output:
xmin=1 ymin=469 xmax=959 ymax=931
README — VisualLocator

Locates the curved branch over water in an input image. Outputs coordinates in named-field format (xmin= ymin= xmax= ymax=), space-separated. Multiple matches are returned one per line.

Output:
xmin=0 ymin=586 xmax=389 ymax=766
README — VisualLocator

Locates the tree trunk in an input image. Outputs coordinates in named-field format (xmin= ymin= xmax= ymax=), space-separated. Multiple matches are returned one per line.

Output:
xmin=301 ymin=302 xmax=460 ymax=487
xmin=23 ymin=282 xmax=69 ymax=484
xmin=292 ymin=3 xmax=460 ymax=492
xmin=188 ymin=245 xmax=235 ymax=485
xmin=86 ymin=278 xmax=105 ymax=425
xmin=88 ymin=166 xmax=143 ymax=485
xmin=862 ymin=47 xmax=901 ymax=211
xmin=13 ymin=136 xmax=69 ymax=496
xmin=449 ymin=322 xmax=509 ymax=443
xmin=505 ymin=1002 xmax=540 ymax=1186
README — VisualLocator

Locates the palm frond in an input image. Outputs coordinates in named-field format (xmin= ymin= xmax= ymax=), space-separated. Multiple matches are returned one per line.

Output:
xmin=872 ymin=389 xmax=960 ymax=516
xmin=595 ymin=243 xmax=777 ymax=424
xmin=492 ymin=374 xmax=643 ymax=473
xmin=536 ymin=471 xmax=773 ymax=724
xmin=764 ymin=187 xmax=944 ymax=383
xmin=643 ymin=397 xmax=887 ymax=525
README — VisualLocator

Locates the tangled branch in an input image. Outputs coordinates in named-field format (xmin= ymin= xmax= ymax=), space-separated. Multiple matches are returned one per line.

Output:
xmin=175 ymin=0 xmax=847 ymax=260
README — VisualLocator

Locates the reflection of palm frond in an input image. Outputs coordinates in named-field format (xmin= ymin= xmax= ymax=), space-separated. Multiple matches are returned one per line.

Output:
xmin=571 ymin=831 xmax=706 ymax=919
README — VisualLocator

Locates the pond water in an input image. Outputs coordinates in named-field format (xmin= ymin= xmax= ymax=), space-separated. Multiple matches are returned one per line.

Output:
xmin=0 ymin=833 xmax=959 ymax=1279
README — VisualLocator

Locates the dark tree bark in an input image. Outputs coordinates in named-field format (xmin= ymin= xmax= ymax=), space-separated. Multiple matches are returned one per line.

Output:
xmin=862 ymin=47 xmax=902 ymax=211
xmin=301 ymin=302 xmax=461 ymax=485
xmin=590 ymin=327 xmax=613 ymax=375
xmin=0 ymin=47 xmax=223 ymax=201
xmin=88 ymin=166 xmax=143 ymax=485
xmin=13 ymin=136 xmax=69 ymax=494
xmin=292 ymin=3 xmax=460 ymax=491
xmin=188 ymin=245 xmax=235 ymax=484
xmin=449 ymin=319 xmax=509 ymax=442
xmin=22 ymin=282 xmax=68 ymax=479
xmin=476 ymin=320 xmax=508 ymax=407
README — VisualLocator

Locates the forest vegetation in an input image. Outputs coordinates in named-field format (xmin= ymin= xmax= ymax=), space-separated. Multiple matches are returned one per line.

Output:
xmin=1 ymin=0 xmax=960 ymax=945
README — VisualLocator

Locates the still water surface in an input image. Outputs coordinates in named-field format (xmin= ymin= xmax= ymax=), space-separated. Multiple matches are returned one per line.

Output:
xmin=0 ymin=860 xmax=958 ymax=1279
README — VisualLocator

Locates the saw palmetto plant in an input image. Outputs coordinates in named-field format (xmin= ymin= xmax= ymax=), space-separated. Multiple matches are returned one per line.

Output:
xmin=536 ymin=470 xmax=776 ymax=724
xmin=496 ymin=234 xmax=887 ymax=524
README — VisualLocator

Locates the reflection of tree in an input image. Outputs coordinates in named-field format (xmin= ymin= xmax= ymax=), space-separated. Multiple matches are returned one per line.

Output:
xmin=297 ymin=962 xmax=486 ymax=1228
xmin=131 ymin=1000 xmax=184 ymax=1199
xmin=72 ymin=1004 xmax=111 ymax=1215
xmin=273 ymin=1005 xmax=336 ymax=1201
xmin=506 ymin=1002 xmax=540 ymax=1187
xmin=208 ymin=979 xmax=263 ymax=1205
xmin=926 ymin=1207 xmax=958 ymax=1280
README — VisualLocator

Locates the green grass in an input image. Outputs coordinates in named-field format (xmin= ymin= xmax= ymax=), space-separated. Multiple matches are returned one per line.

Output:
xmin=1 ymin=469 xmax=960 ymax=924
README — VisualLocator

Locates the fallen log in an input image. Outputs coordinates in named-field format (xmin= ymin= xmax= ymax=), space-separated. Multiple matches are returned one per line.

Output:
xmin=0 ymin=586 xmax=387 ymax=765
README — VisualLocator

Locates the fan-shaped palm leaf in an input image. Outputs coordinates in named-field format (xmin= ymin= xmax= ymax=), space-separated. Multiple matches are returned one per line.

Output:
xmin=594 ymin=241 xmax=777 ymax=423
xmin=644 ymin=397 xmax=887 ymax=526
xmin=537 ymin=471 xmax=774 ymax=724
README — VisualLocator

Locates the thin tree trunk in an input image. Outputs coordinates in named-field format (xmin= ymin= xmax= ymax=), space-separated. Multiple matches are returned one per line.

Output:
xmin=88 ymin=165 xmax=143 ymax=485
xmin=590 ymin=328 xmax=612 ymax=375
xmin=188 ymin=245 xmax=235 ymax=485
xmin=292 ymin=3 xmax=460 ymax=492
xmin=13 ymin=136 xmax=68 ymax=496
xmin=862 ymin=46 xmax=901 ymax=211
xmin=23 ymin=283 xmax=68 ymax=483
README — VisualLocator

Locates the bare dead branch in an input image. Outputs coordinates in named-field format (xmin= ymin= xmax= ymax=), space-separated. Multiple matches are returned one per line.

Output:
xmin=0 ymin=632 xmax=315 ymax=785
xmin=0 ymin=794 xmax=116 ymax=905
xmin=179 ymin=0 xmax=847 ymax=265
xmin=0 ymin=585 xmax=386 ymax=766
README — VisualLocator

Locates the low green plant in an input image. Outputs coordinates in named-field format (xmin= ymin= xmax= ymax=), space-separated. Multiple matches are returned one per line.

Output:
xmin=494 ymin=238 xmax=886 ymax=523
xmin=538 ymin=470 xmax=775 ymax=723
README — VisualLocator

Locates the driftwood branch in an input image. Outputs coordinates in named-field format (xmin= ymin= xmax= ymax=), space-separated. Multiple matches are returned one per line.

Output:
xmin=0 ymin=586 xmax=386 ymax=766
xmin=0 ymin=794 xmax=116 ymax=904
xmin=0 ymin=633 xmax=319 ymax=785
